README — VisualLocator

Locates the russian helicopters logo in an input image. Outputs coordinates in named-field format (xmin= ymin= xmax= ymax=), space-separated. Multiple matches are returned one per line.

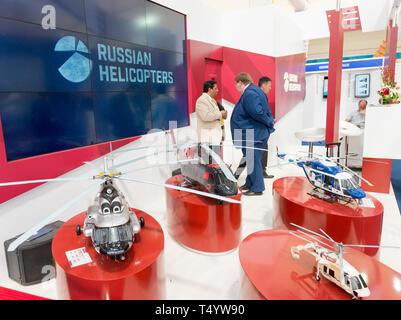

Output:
xmin=283 ymin=72 xmax=301 ymax=92
xmin=55 ymin=36 xmax=92 ymax=83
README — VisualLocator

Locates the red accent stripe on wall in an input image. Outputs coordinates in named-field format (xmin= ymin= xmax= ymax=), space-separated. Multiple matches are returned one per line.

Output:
xmin=221 ymin=46 xmax=276 ymax=117
xmin=187 ymin=39 xmax=223 ymax=114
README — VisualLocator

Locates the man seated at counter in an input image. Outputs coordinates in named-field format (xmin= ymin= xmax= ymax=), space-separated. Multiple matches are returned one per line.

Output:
xmin=345 ymin=99 xmax=367 ymax=129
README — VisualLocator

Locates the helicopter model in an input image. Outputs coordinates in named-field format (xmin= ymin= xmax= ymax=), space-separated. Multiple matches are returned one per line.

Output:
xmin=273 ymin=150 xmax=372 ymax=205
xmin=172 ymin=143 xmax=238 ymax=198
xmin=289 ymin=223 xmax=401 ymax=299
xmin=1 ymin=143 xmax=241 ymax=259
xmin=75 ymin=178 xmax=144 ymax=260
xmin=115 ymin=132 xmax=239 ymax=199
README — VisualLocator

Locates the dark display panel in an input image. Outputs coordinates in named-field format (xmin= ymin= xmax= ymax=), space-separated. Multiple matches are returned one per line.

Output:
xmin=323 ymin=76 xmax=328 ymax=99
xmin=0 ymin=0 xmax=188 ymax=161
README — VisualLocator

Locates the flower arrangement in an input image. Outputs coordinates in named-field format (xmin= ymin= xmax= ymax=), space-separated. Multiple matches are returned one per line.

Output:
xmin=377 ymin=66 xmax=400 ymax=104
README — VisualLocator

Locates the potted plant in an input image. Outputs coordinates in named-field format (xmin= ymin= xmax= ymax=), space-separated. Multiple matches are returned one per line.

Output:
xmin=377 ymin=66 xmax=400 ymax=105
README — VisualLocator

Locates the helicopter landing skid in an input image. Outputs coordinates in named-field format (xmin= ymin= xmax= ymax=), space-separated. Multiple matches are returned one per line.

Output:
xmin=307 ymin=188 xmax=356 ymax=207
xmin=307 ymin=188 xmax=336 ymax=203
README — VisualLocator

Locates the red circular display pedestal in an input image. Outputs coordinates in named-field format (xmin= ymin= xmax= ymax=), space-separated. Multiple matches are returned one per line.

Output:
xmin=165 ymin=175 xmax=242 ymax=253
xmin=239 ymin=230 xmax=401 ymax=300
xmin=273 ymin=177 xmax=384 ymax=256
xmin=52 ymin=209 xmax=165 ymax=300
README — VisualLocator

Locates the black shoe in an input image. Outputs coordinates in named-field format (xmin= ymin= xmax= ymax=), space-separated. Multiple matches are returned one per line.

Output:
xmin=240 ymin=184 xmax=250 ymax=191
xmin=243 ymin=190 xmax=263 ymax=196
xmin=263 ymin=172 xmax=274 ymax=179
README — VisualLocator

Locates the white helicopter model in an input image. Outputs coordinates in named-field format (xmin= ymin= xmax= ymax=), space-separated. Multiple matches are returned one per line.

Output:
xmin=1 ymin=141 xmax=240 ymax=260
xmin=273 ymin=150 xmax=374 ymax=205
xmin=289 ymin=223 xmax=401 ymax=299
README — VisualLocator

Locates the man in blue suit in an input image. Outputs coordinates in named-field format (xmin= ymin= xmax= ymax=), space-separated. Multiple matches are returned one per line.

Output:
xmin=230 ymin=73 xmax=275 ymax=196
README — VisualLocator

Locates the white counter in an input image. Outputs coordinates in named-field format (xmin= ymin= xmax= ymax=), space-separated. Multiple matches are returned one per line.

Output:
xmin=363 ymin=104 xmax=401 ymax=160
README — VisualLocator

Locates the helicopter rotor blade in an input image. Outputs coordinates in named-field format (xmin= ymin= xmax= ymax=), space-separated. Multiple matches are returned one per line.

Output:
xmin=289 ymin=232 xmax=337 ymax=254
xmin=83 ymin=161 xmax=104 ymax=173
xmin=0 ymin=176 xmax=96 ymax=187
xmin=7 ymin=180 xmax=104 ymax=252
xmin=218 ymin=143 xmax=269 ymax=153
xmin=334 ymin=161 xmax=374 ymax=186
xmin=122 ymin=158 xmax=195 ymax=175
xmin=290 ymin=223 xmax=334 ymax=243
xmin=199 ymin=144 xmax=237 ymax=183
xmin=327 ymin=157 xmax=388 ymax=165
xmin=110 ymin=148 xmax=177 ymax=171
xmin=109 ymin=143 xmax=187 ymax=155
xmin=318 ymin=228 xmax=336 ymax=244
xmin=268 ymin=159 xmax=305 ymax=169
xmin=339 ymin=245 xmax=345 ymax=285
xmin=295 ymin=229 xmax=338 ymax=252
xmin=342 ymin=244 xmax=401 ymax=249
xmin=117 ymin=176 xmax=241 ymax=204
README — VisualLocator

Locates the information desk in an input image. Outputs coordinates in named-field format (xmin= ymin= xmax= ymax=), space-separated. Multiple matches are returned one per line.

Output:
xmin=52 ymin=209 xmax=165 ymax=300
xmin=165 ymin=175 xmax=242 ymax=253
xmin=273 ymin=177 xmax=384 ymax=256
xmin=239 ymin=230 xmax=401 ymax=300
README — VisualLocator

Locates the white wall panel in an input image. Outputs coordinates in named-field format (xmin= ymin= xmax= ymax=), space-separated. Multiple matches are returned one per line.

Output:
xmin=358 ymin=0 xmax=392 ymax=32
xmin=292 ymin=8 xmax=330 ymax=40
xmin=221 ymin=6 xmax=277 ymax=56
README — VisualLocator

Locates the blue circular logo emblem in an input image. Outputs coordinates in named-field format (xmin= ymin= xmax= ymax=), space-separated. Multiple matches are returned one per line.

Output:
xmin=55 ymin=36 xmax=92 ymax=83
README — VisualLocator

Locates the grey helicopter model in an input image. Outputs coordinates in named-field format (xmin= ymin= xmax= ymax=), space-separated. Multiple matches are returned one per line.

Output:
xmin=1 ymin=142 xmax=241 ymax=260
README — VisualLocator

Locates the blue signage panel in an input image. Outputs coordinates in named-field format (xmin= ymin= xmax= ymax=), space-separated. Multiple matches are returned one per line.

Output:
xmin=0 ymin=0 xmax=86 ymax=33
xmin=0 ymin=18 xmax=91 ymax=92
xmin=149 ymin=48 xmax=188 ymax=93
xmin=0 ymin=0 xmax=188 ymax=161
xmin=85 ymin=0 xmax=147 ymax=47
xmin=145 ymin=1 xmax=187 ymax=53
xmin=0 ymin=92 xmax=95 ymax=161
xmin=305 ymin=58 xmax=383 ymax=73
xmin=93 ymin=92 xmax=152 ymax=143
xmin=151 ymin=91 xmax=189 ymax=130
xmin=88 ymin=36 xmax=151 ymax=92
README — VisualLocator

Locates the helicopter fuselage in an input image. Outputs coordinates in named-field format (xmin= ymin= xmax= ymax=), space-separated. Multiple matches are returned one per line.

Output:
xmin=291 ymin=243 xmax=370 ymax=299
xmin=176 ymin=145 xmax=238 ymax=197
xmin=79 ymin=179 xmax=142 ymax=258
xmin=297 ymin=159 xmax=366 ymax=201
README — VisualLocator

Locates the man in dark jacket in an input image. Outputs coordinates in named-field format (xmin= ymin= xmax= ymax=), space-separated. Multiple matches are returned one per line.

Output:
xmin=230 ymin=73 xmax=275 ymax=196
xmin=259 ymin=76 xmax=275 ymax=179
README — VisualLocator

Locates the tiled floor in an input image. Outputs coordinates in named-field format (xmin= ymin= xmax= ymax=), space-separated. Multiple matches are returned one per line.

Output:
xmin=0 ymin=133 xmax=400 ymax=300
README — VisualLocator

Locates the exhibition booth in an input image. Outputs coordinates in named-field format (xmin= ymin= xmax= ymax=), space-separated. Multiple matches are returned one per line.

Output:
xmin=0 ymin=0 xmax=401 ymax=302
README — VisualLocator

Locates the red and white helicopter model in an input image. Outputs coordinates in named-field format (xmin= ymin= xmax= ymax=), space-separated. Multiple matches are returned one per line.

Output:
xmin=289 ymin=223 xmax=401 ymax=299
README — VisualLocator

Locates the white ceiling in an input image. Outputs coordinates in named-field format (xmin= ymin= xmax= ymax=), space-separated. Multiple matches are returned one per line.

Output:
xmin=199 ymin=0 xmax=363 ymax=13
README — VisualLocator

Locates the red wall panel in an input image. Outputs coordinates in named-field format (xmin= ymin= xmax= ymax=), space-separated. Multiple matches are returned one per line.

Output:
xmin=275 ymin=53 xmax=306 ymax=120
xmin=187 ymin=39 xmax=223 ymax=115
xmin=221 ymin=47 xmax=276 ymax=116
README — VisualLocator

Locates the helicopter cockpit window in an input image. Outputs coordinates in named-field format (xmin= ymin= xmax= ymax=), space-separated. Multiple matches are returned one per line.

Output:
xmin=101 ymin=203 xmax=111 ymax=214
xmin=333 ymin=179 xmax=340 ymax=191
xmin=323 ymin=175 xmax=334 ymax=189
xmin=312 ymin=171 xmax=322 ymax=182
xmin=111 ymin=200 xmax=122 ymax=214
xmin=350 ymin=276 xmax=363 ymax=290
xmin=351 ymin=175 xmax=360 ymax=187
xmin=341 ymin=179 xmax=357 ymax=190
xmin=358 ymin=274 xmax=368 ymax=288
